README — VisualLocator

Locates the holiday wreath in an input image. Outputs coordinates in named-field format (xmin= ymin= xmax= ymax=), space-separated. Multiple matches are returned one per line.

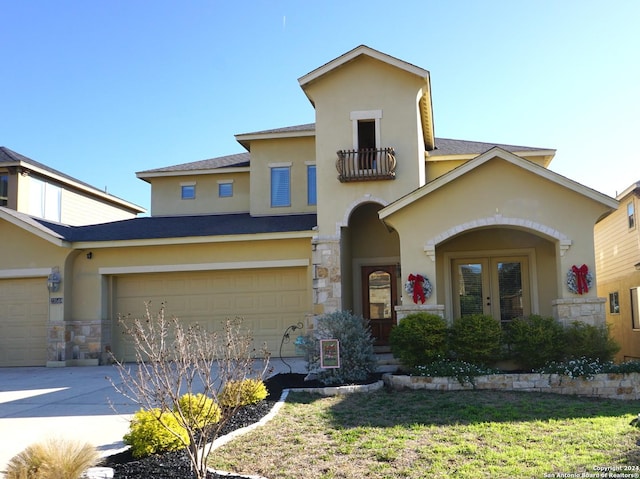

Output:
xmin=566 ymin=264 xmax=593 ymax=295
xmin=404 ymin=273 xmax=433 ymax=304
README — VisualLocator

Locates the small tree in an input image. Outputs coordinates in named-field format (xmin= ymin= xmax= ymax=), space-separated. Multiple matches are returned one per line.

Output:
xmin=109 ymin=303 xmax=270 ymax=479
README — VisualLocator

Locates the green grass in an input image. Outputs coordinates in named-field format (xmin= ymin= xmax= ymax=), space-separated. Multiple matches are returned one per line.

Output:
xmin=209 ymin=389 xmax=640 ymax=479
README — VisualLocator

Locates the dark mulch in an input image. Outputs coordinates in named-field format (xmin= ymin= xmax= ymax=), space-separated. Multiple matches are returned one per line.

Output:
xmin=101 ymin=373 xmax=380 ymax=479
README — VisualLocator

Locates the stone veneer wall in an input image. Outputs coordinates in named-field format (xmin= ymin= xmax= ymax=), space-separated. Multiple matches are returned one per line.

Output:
xmin=384 ymin=372 xmax=640 ymax=400
xmin=312 ymin=238 xmax=342 ymax=315
xmin=396 ymin=304 xmax=445 ymax=322
xmin=552 ymin=297 xmax=606 ymax=327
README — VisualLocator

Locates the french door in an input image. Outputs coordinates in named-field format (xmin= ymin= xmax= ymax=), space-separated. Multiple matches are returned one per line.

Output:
xmin=452 ymin=256 xmax=530 ymax=325
xmin=361 ymin=265 xmax=397 ymax=345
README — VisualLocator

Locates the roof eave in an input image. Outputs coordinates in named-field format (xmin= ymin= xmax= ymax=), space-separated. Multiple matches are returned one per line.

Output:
xmin=136 ymin=166 xmax=250 ymax=180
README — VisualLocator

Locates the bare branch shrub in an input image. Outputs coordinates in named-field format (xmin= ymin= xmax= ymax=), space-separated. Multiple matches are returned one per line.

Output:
xmin=109 ymin=302 xmax=270 ymax=479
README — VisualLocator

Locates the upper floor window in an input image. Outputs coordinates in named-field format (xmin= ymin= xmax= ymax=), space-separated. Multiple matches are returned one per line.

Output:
xmin=181 ymin=183 xmax=196 ymax=200
xmin=351 ymin=110 xmax=382 ymax=150
xmin=218 ymin=181 xmax=233 ymax=198
xmin=270 ymin=164 xmax=291 ymax=207
xmin=307 ymin=164 xmax=316 ymax=205
xmin=28 ymin=177 xmax=61 ymax=222
xmin=628 ymin=201 xmax=635 ymax=229
xmin=0 ymin=174 xmax=7 ymax=206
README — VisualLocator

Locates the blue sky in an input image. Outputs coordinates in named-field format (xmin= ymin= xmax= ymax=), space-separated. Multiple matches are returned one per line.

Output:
xmin=2 ymin=1 xmax=638 ymax=213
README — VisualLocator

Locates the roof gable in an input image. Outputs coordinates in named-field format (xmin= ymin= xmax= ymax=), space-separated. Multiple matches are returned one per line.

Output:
xmin=380 ymin=147 xmax=618 ymax=219
xmin=298 ymin=45 xmax=429 ymax=88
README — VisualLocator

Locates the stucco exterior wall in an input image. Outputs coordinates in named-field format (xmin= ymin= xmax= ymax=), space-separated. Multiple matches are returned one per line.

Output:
xmin=149 ymin=171 xmax=250 ymax=216
xmin=249 ymin=137 xmax=316 ymax=216
xmin=303 ymin=55 xmax=427 ymax=239
xmin=384 ymin=157 xmax=611 ymax=313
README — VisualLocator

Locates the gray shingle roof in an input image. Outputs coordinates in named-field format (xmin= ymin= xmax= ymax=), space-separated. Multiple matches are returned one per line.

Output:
xmin=137 ymin=152 xmax=250 ymax=175
xmin=428 ymin=138 xmax=553 ymax=156
xmin=34 ymin=213 xmax=317 ymax=242
xmin=142 ymin=124 xmax=552 ymax=173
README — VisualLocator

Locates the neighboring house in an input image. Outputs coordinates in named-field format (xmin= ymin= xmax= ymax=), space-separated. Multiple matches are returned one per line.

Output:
xmin=0 ymin=147 xmax=144 ymax=225
xmin=0 ymin=45 xmax=618 ymax=367
xmin=595 ymin=181 xmax=640 ymax=360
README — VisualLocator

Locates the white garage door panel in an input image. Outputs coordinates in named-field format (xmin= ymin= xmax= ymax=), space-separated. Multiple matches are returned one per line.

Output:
xmin=112 ymin=268 xmax=309 ymax=362
xmin=0 ymin=278 xmax=48 ymax=367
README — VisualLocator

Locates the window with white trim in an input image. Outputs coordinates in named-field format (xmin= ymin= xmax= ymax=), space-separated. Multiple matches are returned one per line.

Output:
xmin=350 ymin=110 xmax=382 ymax=150
xmin=307 ymin=164 xmax=316 ymax=205
xmin=628 ymin=201 xmax=635 ymax=229
xmin=270 ymin=165 xmax=290 ymax=207
xmin=181 ymin=183 xmax=196 ymax=200
xmin=218 ymin=180 xmax=233 ymax=198
xmin=28 ymin=177 xmax=61 ymax=221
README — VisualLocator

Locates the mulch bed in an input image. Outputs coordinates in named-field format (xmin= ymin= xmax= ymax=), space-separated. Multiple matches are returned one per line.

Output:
xmin=101 ymin=373 xmax=380 ymax=479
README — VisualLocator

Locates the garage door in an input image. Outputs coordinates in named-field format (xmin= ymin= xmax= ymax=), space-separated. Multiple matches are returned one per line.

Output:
xmin=111 ymin=267 xmax=309 ymax=362
xmin=0 ymin=278 xmax=48 ymax=367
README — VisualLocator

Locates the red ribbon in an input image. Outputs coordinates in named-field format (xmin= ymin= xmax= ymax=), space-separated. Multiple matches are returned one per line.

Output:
xmin=572 ymin=264 xmax=589 ymax=294
xmin=408 ymin=274 xmax=426 ymax=304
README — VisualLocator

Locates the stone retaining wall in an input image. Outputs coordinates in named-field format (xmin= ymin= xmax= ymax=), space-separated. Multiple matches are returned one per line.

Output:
xmin=383 ymin=372 xmax=640 ymax=400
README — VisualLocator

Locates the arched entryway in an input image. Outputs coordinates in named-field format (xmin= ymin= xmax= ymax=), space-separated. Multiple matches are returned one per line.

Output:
xmin=437 ymin=227 xmax=558 ymax=324
xmin=343 ymin=202 xmax=400 ymax=345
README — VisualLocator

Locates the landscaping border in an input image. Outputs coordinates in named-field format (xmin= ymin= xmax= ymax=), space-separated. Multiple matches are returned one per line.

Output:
xmin=383 ymin=372 xmax=640 ymax=400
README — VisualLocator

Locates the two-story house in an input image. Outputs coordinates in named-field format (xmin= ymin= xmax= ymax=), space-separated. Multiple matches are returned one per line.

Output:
xmin=595 ymin=181 xmax=640 ymax=360
xmin=0 ymin=45 xmax=618 ymax=367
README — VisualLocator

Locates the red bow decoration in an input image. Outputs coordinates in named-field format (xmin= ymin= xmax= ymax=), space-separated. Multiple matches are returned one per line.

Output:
xmin=572 ymin=264 xmax=589 ymax=294
xmin=408 ymin=273 xmax=426 ymax=304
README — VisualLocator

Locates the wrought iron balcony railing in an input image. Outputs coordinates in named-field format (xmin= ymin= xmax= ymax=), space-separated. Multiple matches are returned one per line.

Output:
xmin=336 ymin=148 xmax=396 ymax=182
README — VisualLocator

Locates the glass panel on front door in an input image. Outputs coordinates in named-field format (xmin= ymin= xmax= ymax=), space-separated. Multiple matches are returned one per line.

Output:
xmin=368 ymin=271 xmax=391 ymax=319
xmin=496 ymin=261 xmax=523 ymax=324
xmin=456 ymin=262 xmax=486 ymax=317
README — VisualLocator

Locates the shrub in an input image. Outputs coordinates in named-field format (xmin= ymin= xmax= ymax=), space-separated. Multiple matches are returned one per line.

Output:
xmin=450 ymin=314 xmax=502 ymax=365
xmin=389 ymin=312 xmax=448 ymax=369
xmin=5 ymin=437 xmax=99 ymax=479
xmin=123 ymin=408 xmax=189 ymax=458
xmin=219 ymin=379 xmax=268 ymax=407
xmin=176 ymin=393 xmax=221 ymax=429
xmin=506 ymin=315 xmax=564 ymax=370
xmin=302 ymin=310 xmax=377 ymax=385
xmin=562 ymin=321 xmax=620 ymax=362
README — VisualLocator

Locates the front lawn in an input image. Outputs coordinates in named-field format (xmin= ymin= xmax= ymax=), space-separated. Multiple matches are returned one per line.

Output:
xmin=210 ymin=389 xmax=640 ymax=479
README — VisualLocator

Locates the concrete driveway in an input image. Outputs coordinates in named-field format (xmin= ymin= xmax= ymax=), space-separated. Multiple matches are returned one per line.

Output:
xmin=0 ymin=358 xmax=306 ymax=472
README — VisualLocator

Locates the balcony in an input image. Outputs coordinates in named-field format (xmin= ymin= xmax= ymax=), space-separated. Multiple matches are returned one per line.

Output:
xmin=336 ymin=148 xmax=396 ymax=182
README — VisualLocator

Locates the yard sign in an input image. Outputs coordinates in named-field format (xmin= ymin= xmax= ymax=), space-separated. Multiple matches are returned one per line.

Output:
xmin=320 ymin=339 xmax=340 ymax=368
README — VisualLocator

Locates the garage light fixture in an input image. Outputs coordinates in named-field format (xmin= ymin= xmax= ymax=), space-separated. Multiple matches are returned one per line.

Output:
xmin=47 ymin=267 xmax=61 ymax=292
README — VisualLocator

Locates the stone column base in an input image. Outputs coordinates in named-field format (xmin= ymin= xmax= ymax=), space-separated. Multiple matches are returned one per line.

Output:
xmin=551 ymin=297 xmax=606 ymax=327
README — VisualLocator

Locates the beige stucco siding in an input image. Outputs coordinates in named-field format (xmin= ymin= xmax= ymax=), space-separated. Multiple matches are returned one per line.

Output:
xmin=149 ymin=171 xmax=250 ymax=216
xmin=384 ymin=158 xmax=611 ymax=306
xmin=249 ymin=137 xmax=316 ymax=216
xmin=303 ymin=55 xmax=428 ymax=238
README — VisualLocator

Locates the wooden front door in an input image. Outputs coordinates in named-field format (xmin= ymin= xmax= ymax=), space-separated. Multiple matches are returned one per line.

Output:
xmin=362 ymin=265 xmax=397 ymax=345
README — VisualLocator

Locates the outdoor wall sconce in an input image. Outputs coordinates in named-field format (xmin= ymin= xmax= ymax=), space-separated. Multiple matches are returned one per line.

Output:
xmin=86 ymin=251 xmax=93 ymax=259
xmin=47 ymin=267 xmax=61 ymax=292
